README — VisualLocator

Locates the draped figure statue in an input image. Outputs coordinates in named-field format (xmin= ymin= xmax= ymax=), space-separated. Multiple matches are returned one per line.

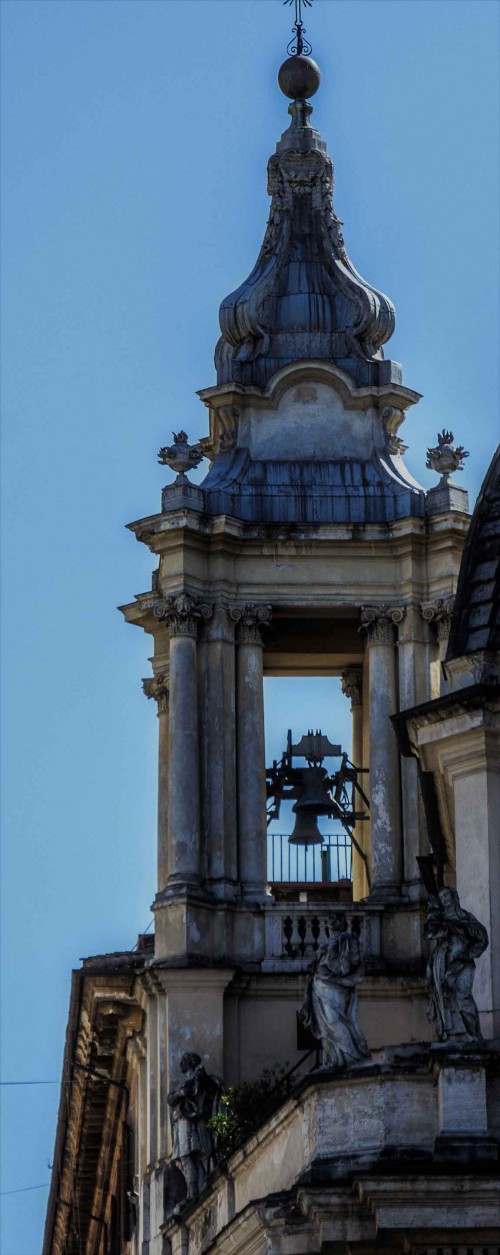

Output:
xmin=424 ymin=887 xmax=488 ymax=1042
xmin=299 ymin=916 xmax=370 ymax=1069
xmin=167 ymin=1052 xmax=224 ymax=1202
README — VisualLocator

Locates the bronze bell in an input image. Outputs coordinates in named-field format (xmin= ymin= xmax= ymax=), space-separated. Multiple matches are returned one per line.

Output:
xmin=289 ymin=765 xmax=333 ymax=845
xmin=289 ymin=809 xmax=324 ymax=846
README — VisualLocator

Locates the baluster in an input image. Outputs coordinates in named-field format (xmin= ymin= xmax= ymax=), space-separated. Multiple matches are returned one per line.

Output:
xmin=297 ymin=915 xmax=307 ymax=956
xmin=302 ymin=915 xmax=316 ymax=959
xmin=311 ymin=915 xmax=320 ymax=951
xmin=283 ymin=915 xmax=294 ymax=957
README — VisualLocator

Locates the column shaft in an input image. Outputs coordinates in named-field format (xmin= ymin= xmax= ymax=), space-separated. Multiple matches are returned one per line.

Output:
xmin=361 ymin=607 xmax=404 ymax=897
xmin=341 ymin=668 xmax=366 ymax=899
xmin=157 ymin=697 xmax=169 ymax=891
xmin=236 ymin=628 xmax=268 ymax=896
xmin=398 ymin=607 xmax=429 ymax=898
xmin=168 ymin=631 xmax=201 ymax=884
xmin=199 ymin=608 xmax=237 ymax=894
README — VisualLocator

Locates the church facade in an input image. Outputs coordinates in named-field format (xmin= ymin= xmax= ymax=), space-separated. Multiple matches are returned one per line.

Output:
xmin=43 ymin=23 xmax=500 ymax=1255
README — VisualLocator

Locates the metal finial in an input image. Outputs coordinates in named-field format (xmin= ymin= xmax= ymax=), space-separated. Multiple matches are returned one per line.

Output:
xmin=284 ymin=0 xmax=313 ymax=56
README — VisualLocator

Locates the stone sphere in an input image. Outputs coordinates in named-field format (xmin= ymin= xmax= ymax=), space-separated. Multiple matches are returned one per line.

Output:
xmin=278 ymin=55 xmax=321 ymax=101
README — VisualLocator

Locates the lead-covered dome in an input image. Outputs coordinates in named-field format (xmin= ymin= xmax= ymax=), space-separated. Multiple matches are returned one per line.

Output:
xmin=215 ymin=90 xmax=399 ymax=391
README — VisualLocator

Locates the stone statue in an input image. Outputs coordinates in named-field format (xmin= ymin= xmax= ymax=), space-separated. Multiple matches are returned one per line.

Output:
xmin=299 ymin=916 xmax=370 ymax=1069
xmin=167 ymin=1052 xmax=224 ymax=1203
xmin=424 ymin=887 xmax=488 ymax=1042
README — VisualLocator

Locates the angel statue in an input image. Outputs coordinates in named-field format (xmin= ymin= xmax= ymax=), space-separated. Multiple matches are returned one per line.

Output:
xmin=167 ymin=1051 xmax=224 ymax=1203
xmin=424 ymin=887 xmax=488 ymax=1042
xmin=299 ymin=915 xmax=370 ymax=1069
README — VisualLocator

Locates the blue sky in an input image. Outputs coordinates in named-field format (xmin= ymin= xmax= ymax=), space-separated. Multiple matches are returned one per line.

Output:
xmin=1 ymin=0 xmax=498 ymax=1248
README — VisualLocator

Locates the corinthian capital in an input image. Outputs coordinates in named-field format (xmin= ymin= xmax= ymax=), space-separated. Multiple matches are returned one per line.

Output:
xmin=142 ymin=674 xmax=169 ymax=714
xmin=229 ymin=603 xmax=272 ymax=645
xmin=153 ymin=593 xmax=213 ymax=638
xmin=360 ymin=604 xmax=406 ymax=644
xmin=420 ymin=596 xmax=455 ymax=642
xmin=341 ymin=668 xmax=363 ymax=708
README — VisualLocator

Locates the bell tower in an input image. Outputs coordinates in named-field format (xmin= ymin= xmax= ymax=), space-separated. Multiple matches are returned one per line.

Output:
xmin=119 ymin=27 xmax=471 ymax=1217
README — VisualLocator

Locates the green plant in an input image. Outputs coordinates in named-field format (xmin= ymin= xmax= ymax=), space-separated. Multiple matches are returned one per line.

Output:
xmin=208 ymin=1062 xmax=294 ymax=1159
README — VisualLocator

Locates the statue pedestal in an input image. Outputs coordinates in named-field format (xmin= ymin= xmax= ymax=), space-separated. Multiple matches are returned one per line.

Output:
xmin=432 ymin=1043 xmax=499 ymax=1162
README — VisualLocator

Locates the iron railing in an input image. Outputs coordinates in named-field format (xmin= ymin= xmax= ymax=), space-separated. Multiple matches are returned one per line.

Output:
xmin=267 ymin=832 xmax=352 ymax=884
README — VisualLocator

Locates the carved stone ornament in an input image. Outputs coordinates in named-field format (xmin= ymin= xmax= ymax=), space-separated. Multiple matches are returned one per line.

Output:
xmin=426 ymin=430 xmax=469 ymax=486
xmin=229 ymin=603 xmax=272 ymax=645
xmin=142 ymin=674 xmax=169 ymax=714
xmin=157 ymin=431 xmax=205 ymax=483
xmin=381 ymin=406 xmax=408 ymax=456
xmin=153 ymin=593 xmax=213 ymax=638
xmin=341 ymin=668 xmax=362 ymax=709
xmin=424 ymin=887 xmax=488 ymax=1043
xmin=298 ymin=916 xmax=370 ymax=1069
xmin=207 ymin=404 xmax=240 ymax=459
xmin=421 ymin=597 xmax=455 ymax=642
xmin=359 ymin=604 xmax=406 ymax=644
xmin=166 ymin=1051 xmax=224 ymax=1208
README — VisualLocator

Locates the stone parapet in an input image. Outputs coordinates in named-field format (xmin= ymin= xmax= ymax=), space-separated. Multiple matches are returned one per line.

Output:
xmin=160 ymin=1045 xmax=500 ymax=1255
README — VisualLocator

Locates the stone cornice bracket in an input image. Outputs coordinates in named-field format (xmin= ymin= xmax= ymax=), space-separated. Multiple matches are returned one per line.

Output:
xmin=153 ymin=593 xmax=213 ymax=638
xmin=359 ymin=604 xmax=406 ymax=644
xmin=142 ymin=674 xmax=169 ymax=714
xmin=229 ymin=603 xmax=272 ymax=645
xmin=341 ymin=668 xmax=363 ymax=708
xmin=421 ymin=596 xmax=455 ymax=642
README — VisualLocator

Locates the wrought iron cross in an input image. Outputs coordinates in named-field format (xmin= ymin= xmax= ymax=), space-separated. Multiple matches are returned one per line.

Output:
xmin=284 ymin=0 xmax=313 ymax=56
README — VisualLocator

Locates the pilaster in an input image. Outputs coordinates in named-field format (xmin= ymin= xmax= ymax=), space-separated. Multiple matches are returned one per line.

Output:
xmin=143 ymin=670 xmax=170 ymax=892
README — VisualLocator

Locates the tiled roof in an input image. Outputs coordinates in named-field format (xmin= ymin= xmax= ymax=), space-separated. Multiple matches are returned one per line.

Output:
xmin=447 ymin=445 xmax=500 ymax=658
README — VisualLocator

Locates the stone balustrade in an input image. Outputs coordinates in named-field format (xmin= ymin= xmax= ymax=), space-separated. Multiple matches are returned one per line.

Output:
xmin=263 ymin=902 xmax=383 ymax=971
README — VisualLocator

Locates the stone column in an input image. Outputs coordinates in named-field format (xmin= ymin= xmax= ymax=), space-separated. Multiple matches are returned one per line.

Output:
xmin=153 ymin=593 xmax=212 ymax=889
xmin=341 ymin=668 xmax=367 ymax=900
xmin=360 ymin=605 xmax=405 ymax=899
xmin=198 ymin=606 xmax=238 ymax=897
xmin=421 ymin=597 xmax=455 ymax=698
xmin=143 ymin=671 xmax=170 ymax=894
xmin=397 ymin=605 xmax=429 ymax=901
xmin=232 ymin=604 xmax=272 ymax=898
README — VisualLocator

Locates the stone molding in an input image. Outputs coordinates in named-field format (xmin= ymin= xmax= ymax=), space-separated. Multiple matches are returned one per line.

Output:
xmin=153 ymin=592 xmax=213 ymax=638
xmin=142 ymin=674 xmax=169 ymax=714
xmin=341 ymin=667 xmax=363 ymax=708
xmin=229 ymin=603 xmax=272 ymax=645
xmin=360 ymin=604 xmax=406 ymax=644
xmin=421 ymin=596 xmax=455 ymax=642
